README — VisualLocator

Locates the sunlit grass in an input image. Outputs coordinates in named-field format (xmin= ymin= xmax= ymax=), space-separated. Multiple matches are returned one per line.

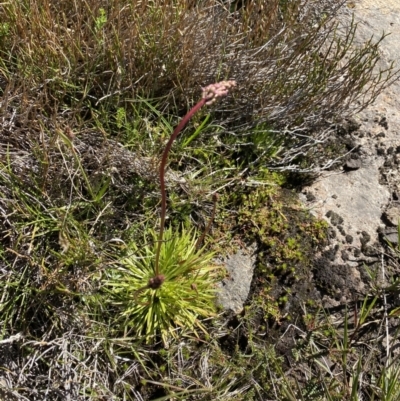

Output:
xmin=0 ymin=0 xmax=399 ymax=399
xmin=103 ymin=226 xmax=220 ymax=344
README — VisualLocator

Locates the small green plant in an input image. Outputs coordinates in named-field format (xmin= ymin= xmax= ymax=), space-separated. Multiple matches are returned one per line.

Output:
xmin=104 ymin=81 xmax=236 ymax=343
xmin=0 ymin=22 xmax=9 ymax=37
xmin=105 ymin=226 xmax=219 ymax=343
xmin=95 ymin=8 xmax=107 ymax=32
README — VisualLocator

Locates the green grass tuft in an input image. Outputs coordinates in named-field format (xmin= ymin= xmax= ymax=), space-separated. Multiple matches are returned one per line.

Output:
xmin=102 ymin=226 xmax=220 ymax=344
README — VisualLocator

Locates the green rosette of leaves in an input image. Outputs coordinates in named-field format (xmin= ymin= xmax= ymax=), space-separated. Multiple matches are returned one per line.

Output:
xmin=104 ymin=226 xmax=219 ymax=343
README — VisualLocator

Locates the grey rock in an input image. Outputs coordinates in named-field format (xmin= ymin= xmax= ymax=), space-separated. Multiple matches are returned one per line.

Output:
xmin=217 ymin=249 xmax=256 ymax=314
xmin=383 ymin=231 xmax=399 ymax=245
xmin=300 ymin=0 xmax=400 ymax=268
xmin=305 ymin=162 xmax=388 ymax=250
xmin=345 ymin=158 xmax=362 ymax=170
xmin=383 ymin=205 xmax=400 ymax=227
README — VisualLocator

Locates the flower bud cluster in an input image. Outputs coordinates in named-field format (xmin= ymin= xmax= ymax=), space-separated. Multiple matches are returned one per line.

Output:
xmin=202 ymin=80 xmax=236 ymax=105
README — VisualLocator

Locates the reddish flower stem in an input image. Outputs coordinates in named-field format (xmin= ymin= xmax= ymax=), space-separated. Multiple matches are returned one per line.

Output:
xmin=154 ymin=80 xmax=236 ymax=276
xmin=154 ymin=98 xmax=207 ymax=275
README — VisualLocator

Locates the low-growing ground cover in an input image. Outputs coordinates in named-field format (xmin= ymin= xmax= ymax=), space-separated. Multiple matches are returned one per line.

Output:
xmin=0 ymin=0 xmax=400 ymax=400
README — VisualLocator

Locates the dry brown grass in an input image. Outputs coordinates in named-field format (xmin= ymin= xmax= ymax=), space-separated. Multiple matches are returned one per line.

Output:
xmin=0 ymin=0 xmax=395 ymax=171
xmin=0 ymin=0 xmax=398 ymax=400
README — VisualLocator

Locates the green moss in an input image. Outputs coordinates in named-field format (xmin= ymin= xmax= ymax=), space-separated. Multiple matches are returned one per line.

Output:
xmin=217 ymin=177 xmax=327 ymax=272
xmin=211 ymin=169 xmax=329 ymax=333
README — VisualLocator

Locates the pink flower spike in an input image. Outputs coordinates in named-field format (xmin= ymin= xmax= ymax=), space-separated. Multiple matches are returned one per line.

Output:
xmin=202 ymin=80 xmax=237 ymax=105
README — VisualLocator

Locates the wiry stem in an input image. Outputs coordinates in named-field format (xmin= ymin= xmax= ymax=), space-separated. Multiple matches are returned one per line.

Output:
xmin=154 ymin=98 xmax=206 ymax=275
xmin=154 ymin=81 xmax=236 ymax=276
